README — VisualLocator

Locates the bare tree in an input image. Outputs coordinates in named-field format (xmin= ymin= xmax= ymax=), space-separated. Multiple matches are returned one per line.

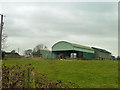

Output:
xmin=33 ymin=44 xmax=44 ymax=52
xmin=24 ymin=49 xmax=33 ymax=57
xmin=33 ymin=44 xmax=48 ymax=52
xmin=32 ymin=44 xmax=48 ymax=57
xmin=2 ymin=33 xmax=7 ymax=50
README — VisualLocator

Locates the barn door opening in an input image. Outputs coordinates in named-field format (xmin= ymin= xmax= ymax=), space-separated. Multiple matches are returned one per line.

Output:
xmin=70 ymin=53 xmax=77 ymax=59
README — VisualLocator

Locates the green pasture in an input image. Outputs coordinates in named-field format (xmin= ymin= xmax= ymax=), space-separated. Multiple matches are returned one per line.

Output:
xmin=2 ymin=58 xmax=118 ymax=88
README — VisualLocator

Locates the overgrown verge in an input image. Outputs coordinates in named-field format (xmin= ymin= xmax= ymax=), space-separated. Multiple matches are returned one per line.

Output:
xmin=2 ymin=64 xmax=80 ymax=88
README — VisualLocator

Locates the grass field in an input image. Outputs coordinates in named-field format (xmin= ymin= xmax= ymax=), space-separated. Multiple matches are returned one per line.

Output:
xmin=2 ymin=58 xmax=118 ymax=88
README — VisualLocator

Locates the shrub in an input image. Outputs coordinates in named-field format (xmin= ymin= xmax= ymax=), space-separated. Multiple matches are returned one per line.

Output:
xmin=2 ymin=64 xmax=80 ymax=88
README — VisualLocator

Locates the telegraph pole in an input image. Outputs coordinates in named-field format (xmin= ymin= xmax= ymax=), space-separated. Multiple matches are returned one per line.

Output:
xmin=0 ymin=14 xmax=3 ymax=60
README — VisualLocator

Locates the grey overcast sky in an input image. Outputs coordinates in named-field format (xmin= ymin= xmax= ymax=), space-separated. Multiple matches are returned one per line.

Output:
xmin=0 ymin=2 xmax=118 ymax=56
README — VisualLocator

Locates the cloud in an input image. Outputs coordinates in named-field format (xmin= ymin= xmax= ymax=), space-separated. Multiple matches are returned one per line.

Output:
xmin=1 ymin=2 xmax=118 ymax=56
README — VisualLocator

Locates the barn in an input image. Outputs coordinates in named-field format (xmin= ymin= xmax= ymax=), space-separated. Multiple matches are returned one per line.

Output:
xmin=92 ymin=47 xmax=113 ymax=60
xmin=52 ymin=41 xmax=95 ymax=60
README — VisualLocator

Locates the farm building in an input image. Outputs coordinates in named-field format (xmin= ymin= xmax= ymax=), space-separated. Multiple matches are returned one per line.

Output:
xmin=32 ymin=49 xmax=53 ymax=59
xmin=41 ymin=50 xmax=53 ymax=59
xmin=52 ymin=41 xmax=114 ymax=60
xmin=52 ymin=41 xmax=95 ymax=60
xmin=23 ymin=41 xmax=113 ymax=60
xmin=2 ymin=51 xmax=21 ymax=59
xmin=92 ymin=47 xmax=113 ymax=60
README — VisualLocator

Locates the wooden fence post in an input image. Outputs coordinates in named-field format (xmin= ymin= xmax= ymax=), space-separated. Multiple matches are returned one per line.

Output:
xmin=24 ymin=67 xmax=35 ymax=88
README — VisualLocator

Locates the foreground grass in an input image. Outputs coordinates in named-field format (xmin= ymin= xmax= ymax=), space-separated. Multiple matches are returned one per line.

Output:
xmin=2 ymin=58 xmax=118 ymax=88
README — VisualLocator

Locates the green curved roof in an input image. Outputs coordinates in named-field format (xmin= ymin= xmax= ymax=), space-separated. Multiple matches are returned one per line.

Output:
xmin=70 ymin=43 xmax=94 ymax=51
xmin=52 ymin=41 xmax=94 ymax=53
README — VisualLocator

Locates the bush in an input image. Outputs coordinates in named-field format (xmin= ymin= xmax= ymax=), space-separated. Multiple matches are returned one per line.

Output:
xmin=2 ymin=64 xmax=80 ymax=88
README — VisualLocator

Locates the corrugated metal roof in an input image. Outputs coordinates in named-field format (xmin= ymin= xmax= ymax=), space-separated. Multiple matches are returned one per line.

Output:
xmin=70 ymin=43 xmax=94 ymax=51
xmin=92 ymin=47 xmax=111 ymax=54
xmin=52 ymin=41 xmax=94 ymax=53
